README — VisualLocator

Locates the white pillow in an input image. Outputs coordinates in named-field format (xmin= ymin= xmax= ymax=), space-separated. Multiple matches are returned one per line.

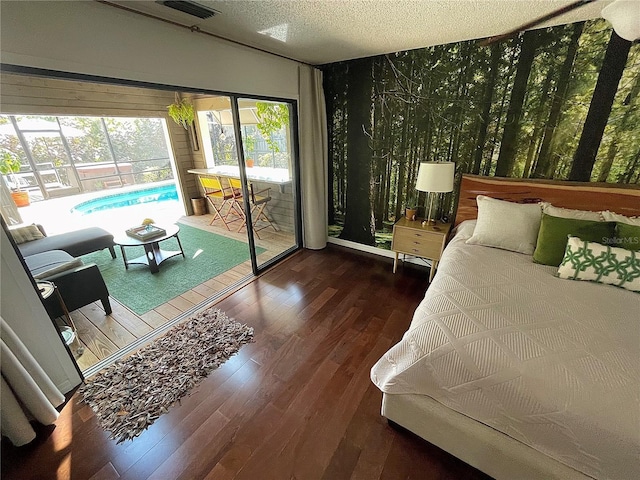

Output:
xmin=452 ymin=219 xmax=476 ymax=240
xmin=466 ymin=196 xmax=542 ymax=254
xmin=601 ymin=210 xmax=640 ymax=226
xmin=539 ymin=202 xmax=603 ymax=221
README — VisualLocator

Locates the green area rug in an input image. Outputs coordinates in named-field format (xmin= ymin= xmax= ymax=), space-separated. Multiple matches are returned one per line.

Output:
xmin=82 ymin=223 xmax=264 ymax=315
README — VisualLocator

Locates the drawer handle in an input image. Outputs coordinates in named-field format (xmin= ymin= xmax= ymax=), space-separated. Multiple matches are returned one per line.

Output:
xmin=413 ymin=241 xmax=420 ymax=245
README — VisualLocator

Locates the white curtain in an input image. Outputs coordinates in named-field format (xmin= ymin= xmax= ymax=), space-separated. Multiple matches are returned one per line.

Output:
xmin=0 ymin=316 xmax=65 ymax=446
xmin=298 ymin=65 xmax=328 ymax=250
xmin=0 ymin=178 xmax=22 ymax=226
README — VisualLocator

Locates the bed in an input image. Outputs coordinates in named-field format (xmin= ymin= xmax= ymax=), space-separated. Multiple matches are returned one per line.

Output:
xmin=371 ymin=175 xmax=640 ymax=480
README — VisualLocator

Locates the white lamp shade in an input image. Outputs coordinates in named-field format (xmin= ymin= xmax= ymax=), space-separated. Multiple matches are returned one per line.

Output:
xmin=415 ymin=162 xmax=455 ymax=193
xmin=602 ymin=0 xmax=640 ymax=41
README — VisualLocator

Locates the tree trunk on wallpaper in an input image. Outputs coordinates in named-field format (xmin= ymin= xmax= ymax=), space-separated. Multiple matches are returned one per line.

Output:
xmin=597 ymin=82 xmax=637 ymax=182
xmin=384 ymin=155 xmax=392 ymax=221
xmin=372 ymin=56 xmax=389 ymax=229
xmin=569 ymin=32 xmax=632 ymax=182
xmin=394 ymin=98 xmax=411 ymax=220
xmin=450 ymin=43 xmax=472 ymax=166
xmin=330 ymin=91 xmax=346 ymax=216
xmin=495 ymin=30 xmax=543 ymax=177
xmin=619 ymin=148 xmax=640 ymax=183
xmin=340 ymin=107 xmax=348 ymax=210
xmin=339 ymin=59 xmax=375 ymax=245
xmin=534 ymin=22 xmax=584 ymax=179
xmin=472 ymin=44 xmax=501 ymax=175
xmin=522 ymin=68 xmax=554 ymax=178
xmin=407 ymin=105 xmax=419 ymax=195
xmin=485 ymin=44 xmax=518 ymax=176
xmin=597 ymin=141 xmax=618 ymax=182
xmin=600 ymin=75 xmax=640 ymax=182
xmin=326 ymin=80 xmax=336 ymax=225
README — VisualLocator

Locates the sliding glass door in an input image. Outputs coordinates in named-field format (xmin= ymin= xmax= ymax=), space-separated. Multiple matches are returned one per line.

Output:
xmin=232 ymin=98 xmax=300 ymax=273
xmin=194 ymin=95 xmax=300 ymax=274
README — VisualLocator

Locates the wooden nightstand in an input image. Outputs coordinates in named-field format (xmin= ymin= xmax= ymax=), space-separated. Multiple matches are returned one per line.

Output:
xmin=391 ymin=218 xmax=451 ymax=281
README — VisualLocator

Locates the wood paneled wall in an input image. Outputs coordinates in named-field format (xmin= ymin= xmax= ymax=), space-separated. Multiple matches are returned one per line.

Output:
xmin=0 ymin=72 xmax=200 ymax=211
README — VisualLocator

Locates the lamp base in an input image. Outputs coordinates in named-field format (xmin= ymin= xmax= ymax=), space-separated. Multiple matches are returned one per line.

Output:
xmin=422 ymin=219 xmax=436 ymax=227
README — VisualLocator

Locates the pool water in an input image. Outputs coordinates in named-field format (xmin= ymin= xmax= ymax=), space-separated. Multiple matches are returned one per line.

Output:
xmin=71 ymin=184 xmax=179 ymax=215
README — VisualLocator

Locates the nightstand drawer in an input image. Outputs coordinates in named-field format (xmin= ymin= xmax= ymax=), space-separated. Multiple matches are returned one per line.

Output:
xmin=391 ymin=219 xmax=451 ymax=277
xmin=392 ymin=231 xmax=443 ymax=259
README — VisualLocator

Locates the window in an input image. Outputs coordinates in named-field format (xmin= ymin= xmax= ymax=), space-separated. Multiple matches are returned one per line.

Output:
xmin=0 ymin=114 xmax=174 ymax=200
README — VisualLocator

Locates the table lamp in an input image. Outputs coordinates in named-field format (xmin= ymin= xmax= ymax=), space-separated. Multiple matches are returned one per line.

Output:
xmin=415 ymin=161 xmax=455 ymax=226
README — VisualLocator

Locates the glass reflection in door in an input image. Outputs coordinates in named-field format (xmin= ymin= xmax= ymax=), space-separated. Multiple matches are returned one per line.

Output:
xmin=236 ymin=98 xmax=298 ymax=270
xmin=195 ymin=96 xmax=247 ymax=233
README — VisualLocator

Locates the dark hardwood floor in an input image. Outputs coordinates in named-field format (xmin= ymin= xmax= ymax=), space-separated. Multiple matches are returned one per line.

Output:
xmin=2 ymin=245 xmax=491 ymax=480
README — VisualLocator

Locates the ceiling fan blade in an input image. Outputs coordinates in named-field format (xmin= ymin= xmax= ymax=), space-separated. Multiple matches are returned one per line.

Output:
xmin=480 ymin=0 xmax=596 ymax=46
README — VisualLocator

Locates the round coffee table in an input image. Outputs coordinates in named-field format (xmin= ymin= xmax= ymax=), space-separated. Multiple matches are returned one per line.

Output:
xmin=114 ymin=224 xmax=185 ymax=274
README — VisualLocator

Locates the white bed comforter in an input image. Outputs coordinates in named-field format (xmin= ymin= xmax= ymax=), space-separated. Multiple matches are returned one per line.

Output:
xmin=371 ymin=221 xmax=640 ymax=479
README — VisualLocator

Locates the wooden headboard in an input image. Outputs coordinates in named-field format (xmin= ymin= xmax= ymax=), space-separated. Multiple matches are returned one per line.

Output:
xmin=455 ymin=175 xmax=640 ymax=225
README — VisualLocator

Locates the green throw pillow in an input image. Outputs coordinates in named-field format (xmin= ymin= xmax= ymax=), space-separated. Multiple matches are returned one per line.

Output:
xmin=615 ymin=222 xmax=640 ymax=251
xmin=557 ymin=236 xmax=640 ymax=293
xmin=533 ymin=213 xmax=615 ymax=266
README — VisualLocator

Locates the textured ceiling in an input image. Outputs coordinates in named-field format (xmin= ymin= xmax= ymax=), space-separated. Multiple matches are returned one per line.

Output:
xmin=111 ymin=0 xmax=613 ymax=65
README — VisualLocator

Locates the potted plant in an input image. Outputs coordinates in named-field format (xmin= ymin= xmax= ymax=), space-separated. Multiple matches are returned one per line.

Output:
xmin=405 ymin=191 xmax=418 ymax=221
xmin=0 ymin=149 xmax=29 ymax=207
xmin=167 ymin=93 xmax=195 ymax=130
xmin=243 ymin=134 xmax=257 ymax=168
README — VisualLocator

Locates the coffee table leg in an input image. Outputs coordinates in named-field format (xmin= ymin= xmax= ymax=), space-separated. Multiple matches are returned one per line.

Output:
xmin=145 ymin=243 xmax=160 ymax=273
xmin=120 ymin=245 xmax=129 ymax=269
xmin=175 ymin=233 xmax=186 ymax=259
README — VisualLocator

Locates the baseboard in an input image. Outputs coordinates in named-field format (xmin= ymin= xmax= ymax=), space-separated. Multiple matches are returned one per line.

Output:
xmin=327 ymin=237 xmax=432 ymax=267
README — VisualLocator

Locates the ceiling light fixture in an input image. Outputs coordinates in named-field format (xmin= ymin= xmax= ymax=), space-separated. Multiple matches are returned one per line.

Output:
xmin=602 ymin=0 xmax=640 ymax=41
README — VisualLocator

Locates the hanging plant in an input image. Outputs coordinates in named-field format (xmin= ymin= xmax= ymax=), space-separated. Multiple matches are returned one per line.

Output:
xmin=167 ymin=93 xmax=195 ymax=130
xmin=0 ymin=149 xmax=23 ymax=191
xmin=255 ymin=102 xmax=289 ymax=153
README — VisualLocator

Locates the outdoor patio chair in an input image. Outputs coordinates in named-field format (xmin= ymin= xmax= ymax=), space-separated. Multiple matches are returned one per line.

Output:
xmin=239 ymin=183 xmax=278 ymax=239
xmin=24 ymin=249 xmax=112 ymax=316
xmin=227 ymin=177 xmax=247 ymax=230
xmin=199 ymin=176 xmax=242 ymax=230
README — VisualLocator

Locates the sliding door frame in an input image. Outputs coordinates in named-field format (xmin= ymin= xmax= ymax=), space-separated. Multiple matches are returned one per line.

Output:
xmin=229 ymin=96 xmax=302 ymax=275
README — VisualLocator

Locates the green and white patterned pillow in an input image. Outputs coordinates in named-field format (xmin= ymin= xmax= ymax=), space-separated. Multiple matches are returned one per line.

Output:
xmin=557 ymin=236 xmax=640 ymax=293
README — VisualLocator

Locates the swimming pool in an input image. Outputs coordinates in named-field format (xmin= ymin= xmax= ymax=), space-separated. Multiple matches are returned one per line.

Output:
xmin=71 ymin=183 xmax=179 ymax=215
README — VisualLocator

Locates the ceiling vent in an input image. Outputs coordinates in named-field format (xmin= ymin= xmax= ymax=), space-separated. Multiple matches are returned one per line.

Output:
xmin=156 ymin=1 xmax=218 ymax=19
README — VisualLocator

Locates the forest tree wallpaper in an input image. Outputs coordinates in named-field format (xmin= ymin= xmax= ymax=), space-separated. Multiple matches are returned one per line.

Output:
xmin=322 ymin=19 xmax=639 ymax=249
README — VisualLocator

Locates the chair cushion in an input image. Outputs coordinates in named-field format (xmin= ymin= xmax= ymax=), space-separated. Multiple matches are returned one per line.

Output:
xmin=24 ymin=250 xmax=84 ymax=279
xmin=9 ymin=224 xmax=45 ymax=244
xmin=18 ymin=227 xmax=114 ymax=257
